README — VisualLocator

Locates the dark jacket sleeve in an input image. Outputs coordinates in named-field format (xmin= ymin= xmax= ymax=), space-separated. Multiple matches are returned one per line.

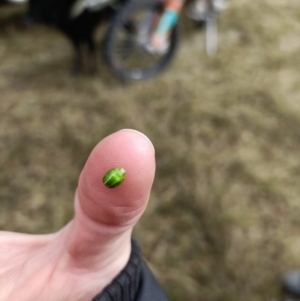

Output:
xmin=92 ymin=239 xmax=169 ymax=301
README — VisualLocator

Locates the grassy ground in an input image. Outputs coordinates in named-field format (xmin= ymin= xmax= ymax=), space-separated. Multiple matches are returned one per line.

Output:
xmin=1 ymin=0 xmax=300 ymax=300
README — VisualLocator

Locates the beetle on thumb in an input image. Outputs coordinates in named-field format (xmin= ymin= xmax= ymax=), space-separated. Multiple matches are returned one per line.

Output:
xmin=102 ymin=168 xmax=126 ymax=188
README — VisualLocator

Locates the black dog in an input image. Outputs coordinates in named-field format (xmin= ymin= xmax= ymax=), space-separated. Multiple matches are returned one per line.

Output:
xmin=26 ymin=0 xmax=124 ymax=74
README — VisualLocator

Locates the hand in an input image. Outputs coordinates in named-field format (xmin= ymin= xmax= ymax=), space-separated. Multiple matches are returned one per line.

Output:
xmin=0 ymin=130 xmax=156 ymax=301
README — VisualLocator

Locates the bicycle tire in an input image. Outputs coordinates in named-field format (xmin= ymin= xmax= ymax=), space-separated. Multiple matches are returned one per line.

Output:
xmin=104 ymin=0 xmax=179 ymax=81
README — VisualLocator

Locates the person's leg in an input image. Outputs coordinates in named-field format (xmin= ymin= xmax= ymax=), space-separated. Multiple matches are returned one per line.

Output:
xmin=150 ymin=0 xmax=184 ymax=52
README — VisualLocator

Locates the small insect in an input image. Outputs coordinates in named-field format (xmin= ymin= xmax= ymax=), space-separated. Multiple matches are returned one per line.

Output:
xmin=102 ymin=167 xmax=126 ymax=188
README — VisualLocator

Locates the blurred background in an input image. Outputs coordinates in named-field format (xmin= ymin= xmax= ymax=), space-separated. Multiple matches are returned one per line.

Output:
xmin=1 ymin=0 xmax=300 ymax=300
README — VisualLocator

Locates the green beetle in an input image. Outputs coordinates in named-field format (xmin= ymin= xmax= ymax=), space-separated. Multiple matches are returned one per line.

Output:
xmin=102 ymin=167 xmax=126 ymax=188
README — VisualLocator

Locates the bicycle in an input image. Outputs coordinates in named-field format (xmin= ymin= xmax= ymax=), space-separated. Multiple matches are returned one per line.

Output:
xmin=104 ymin=0 xmax=226 ymax=81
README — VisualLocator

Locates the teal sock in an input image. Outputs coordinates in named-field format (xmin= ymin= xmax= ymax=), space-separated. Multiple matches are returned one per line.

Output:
xmin=156 ymin=10 xmax=179 ymax=34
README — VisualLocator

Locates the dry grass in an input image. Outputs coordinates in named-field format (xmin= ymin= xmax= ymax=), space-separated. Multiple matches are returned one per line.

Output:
xmin=1 ymin=0 xmax=300 ymax=300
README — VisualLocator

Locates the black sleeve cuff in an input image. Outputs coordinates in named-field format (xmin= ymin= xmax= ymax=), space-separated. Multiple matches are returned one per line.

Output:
xmin=92 ymin=239 xmax=169 ymax=301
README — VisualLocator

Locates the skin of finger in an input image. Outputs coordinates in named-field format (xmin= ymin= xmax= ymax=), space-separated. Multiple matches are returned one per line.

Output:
xmin=62 ymin=130 xmax=156 ymax=268
xmin=77 ymin=129 xmax=156 ymax=228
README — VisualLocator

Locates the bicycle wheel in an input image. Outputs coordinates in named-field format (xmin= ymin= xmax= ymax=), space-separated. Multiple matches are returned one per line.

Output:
xmin=104 ymin=0 xmax=179 ymax=81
